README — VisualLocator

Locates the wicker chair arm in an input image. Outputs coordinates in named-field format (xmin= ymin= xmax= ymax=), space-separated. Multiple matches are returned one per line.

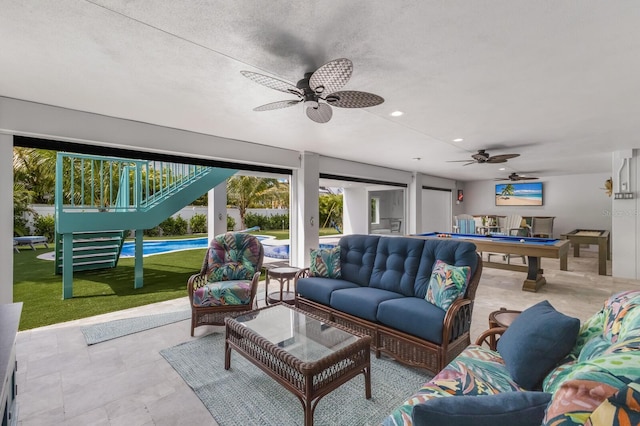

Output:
xmin=474 ymin=327 xmax=507 ymax=351
xmin=442 ymin=298 xmax=472 ymax=343
xmin=295 ymin=268 xmax=310 ymax=280
xmin=187 ymin=273 xmax=208 ymax=296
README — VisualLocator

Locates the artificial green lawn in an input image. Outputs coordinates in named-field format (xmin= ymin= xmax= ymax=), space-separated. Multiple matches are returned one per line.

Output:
xmin=14 ymin=228 xmax=339 ymax=330
xmin=13 ymin=246 xmax=207 ymax=330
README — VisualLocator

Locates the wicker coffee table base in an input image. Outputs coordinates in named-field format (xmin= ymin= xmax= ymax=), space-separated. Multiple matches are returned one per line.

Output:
xmin=225 ymin=306 xmax=372 ymax=426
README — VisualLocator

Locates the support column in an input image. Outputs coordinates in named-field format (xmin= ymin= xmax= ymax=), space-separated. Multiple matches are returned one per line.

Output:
xmin=343 ymin=187 xmax=368 ymax=235
xmin=134 ymin=229 xmax=144 ymax=289
xmin=407 ymin=172 xmax=423 ymax=235
xmin=291 ymin=152 xmax=319 ymax=268
xmin=611 ymin=150 xmax=637 ymax=278
xmin=0 ymin=135 xmax=12 ymax=303
xmin=208 ymin=180 xmax=228 ymax=239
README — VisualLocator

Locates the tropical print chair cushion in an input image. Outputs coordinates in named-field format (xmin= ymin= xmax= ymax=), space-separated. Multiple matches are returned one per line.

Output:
xmin=206 ymin=232 xmax=263 ymax=281
xmin=309 ymin=246 xmax=341 ymax=279
xmin=192 ymin=280 xmax=252 ymax=307
xmin=425 ymin=260 xmax=471 ymax=311
xmin=585 ymin=379 xmax=640 ymax=426
xmin=382 ymin=345 xmax=524 ymax=426
xmin=542 ymin=290 xmax=640 ymax=425
xmin=384 ymin=290 xmax=640 ymax=426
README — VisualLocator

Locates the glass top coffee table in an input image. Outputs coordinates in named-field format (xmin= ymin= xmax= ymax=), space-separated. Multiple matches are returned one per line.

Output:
xmin=224 ymin=304 xmax=372 ymax=426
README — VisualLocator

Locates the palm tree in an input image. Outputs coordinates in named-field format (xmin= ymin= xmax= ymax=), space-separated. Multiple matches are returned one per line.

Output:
xmin=13 ymin=147 xmax=56 ymax=203
xmin=227 ymin=176 xmax=278 ymax=229
xmin=500 ymin=184 xmax=515 ymax=199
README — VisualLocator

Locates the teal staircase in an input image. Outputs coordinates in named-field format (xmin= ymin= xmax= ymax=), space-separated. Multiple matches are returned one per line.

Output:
xmin=54 ymin=230 xmax=126 ymax=274
xmin=55 ymin=153 xmax=236 ymax=299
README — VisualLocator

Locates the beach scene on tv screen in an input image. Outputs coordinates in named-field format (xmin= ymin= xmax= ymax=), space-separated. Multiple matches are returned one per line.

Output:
xmin=495 ymin=182 xmax=543 ymax=206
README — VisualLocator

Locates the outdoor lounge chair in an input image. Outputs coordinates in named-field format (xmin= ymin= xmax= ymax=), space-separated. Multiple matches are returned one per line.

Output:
xmin=187 ymin=232 xmax=264 ymax=336
xmin=13 ymin=235 xmax=49 ymax=252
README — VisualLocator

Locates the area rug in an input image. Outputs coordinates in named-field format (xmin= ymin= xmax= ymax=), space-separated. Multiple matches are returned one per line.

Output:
xmin=161 ymin=333 xmax=432 ymax=426
xmin=82 ymin=309 xmax=191 ymax=345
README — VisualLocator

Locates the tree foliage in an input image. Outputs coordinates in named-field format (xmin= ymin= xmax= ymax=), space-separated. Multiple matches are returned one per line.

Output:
xmin=226 ymin=176 xmax=286 ymax=229
xmin=319 ymin=194 xmax=343 ymax=230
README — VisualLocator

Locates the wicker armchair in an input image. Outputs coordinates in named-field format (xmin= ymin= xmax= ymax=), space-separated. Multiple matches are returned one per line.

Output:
xmin=187 ymin=232 xmax=264 ymax=336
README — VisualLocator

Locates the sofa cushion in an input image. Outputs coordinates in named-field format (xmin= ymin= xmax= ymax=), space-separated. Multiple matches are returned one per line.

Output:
xmin=369 ymin=237 xmax=425 ymax=296
xmin=497 ymin=300 xmax=580 ymax=390
xmin=377 ymin=297 xmax=446 ymax=344
xmin=309 ymin=246 xmax=341 ymax=278
xmin=338 ymin=234 xmax=380 ymax=286
xmin=411 ymin=391 xmax=551 ymax=426
xmin=414 ymin=239 xmax=478 ymax=299
xmin=330 ymin=287 xmax=403 ymax=322
xmin=296 ymin=277 xmax=359 ymax=305
xmin=425 ymin=259 xmax=471 ymax=311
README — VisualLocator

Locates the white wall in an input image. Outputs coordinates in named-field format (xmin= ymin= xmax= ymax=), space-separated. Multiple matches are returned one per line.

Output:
xmin=462 ymin=172 xmax=612 ymax=237
xmin=421 ymin=189 xmax=452 ymax=233
xmin=343 ymin=187 xmax=368 ymax=234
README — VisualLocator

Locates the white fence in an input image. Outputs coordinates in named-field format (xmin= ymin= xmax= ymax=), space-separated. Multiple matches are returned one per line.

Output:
xmin=27 ymin=205 xmax=289 ymax=233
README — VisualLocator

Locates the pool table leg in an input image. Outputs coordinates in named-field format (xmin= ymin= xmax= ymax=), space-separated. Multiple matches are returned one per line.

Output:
xmin=560 ymin=252 xmax=568 ymax=271
xmin=522 ymin=256 xmax=546 ymax=292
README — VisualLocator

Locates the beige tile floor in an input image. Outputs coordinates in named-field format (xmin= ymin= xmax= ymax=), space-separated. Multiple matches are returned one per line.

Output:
xmin=15 ymin=248 xmax=640 ymax=425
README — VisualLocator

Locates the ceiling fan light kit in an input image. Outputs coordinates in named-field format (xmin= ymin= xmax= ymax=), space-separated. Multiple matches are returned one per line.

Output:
xmin=494 ymin=172 xmax=539 ymax=181
xmin=447 ymin=149 xmax=521 ymax=166
xmin=241 ymin=58 xmax=384 ymax=123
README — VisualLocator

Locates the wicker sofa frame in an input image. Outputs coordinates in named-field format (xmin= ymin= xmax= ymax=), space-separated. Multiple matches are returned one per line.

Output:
xmin=295 ymin=253 xmax=482 ymax=374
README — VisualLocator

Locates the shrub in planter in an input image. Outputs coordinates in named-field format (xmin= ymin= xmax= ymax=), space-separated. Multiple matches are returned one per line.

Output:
xmin=227 ymin=215 xmax=236 ymax=231
xmin=33 ymin=214 xmax=55 ymax=241
xmin=173 ymin=215 xmax=188 ymax=235
xmin=190 ymin=213 xmax=207 ymax=234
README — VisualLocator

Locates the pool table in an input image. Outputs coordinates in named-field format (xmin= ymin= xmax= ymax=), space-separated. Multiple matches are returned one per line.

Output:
xmin=415 ymin=232 xmax=570 ymax=292
xmin=560 ymin=229 xmax=610 ymax=276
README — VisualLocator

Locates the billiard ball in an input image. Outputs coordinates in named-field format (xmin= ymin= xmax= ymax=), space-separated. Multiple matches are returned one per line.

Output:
xmin=520 ymin=239 xmax=525 ymax=243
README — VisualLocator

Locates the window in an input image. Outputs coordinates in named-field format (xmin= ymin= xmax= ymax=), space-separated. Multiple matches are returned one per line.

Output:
xmin=371 ymin=197 xmax=380 ymax=224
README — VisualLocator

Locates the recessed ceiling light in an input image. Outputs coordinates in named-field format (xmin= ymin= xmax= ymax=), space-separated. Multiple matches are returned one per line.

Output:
xmin=453 ymin=138 xmax=464 ymax=142
xmin=499 ymin=167 xmax=506 ymax=171
xmin=390 ymin=111 xmax=404 ymax=117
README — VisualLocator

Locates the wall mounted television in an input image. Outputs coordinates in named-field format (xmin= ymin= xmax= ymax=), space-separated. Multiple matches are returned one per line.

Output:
xmin=495 ymin=182 xmax=543 ymax=206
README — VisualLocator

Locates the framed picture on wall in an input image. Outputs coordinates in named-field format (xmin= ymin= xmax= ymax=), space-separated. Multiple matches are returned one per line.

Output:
xmin=495 ymin=182 xmax=543 ymax=206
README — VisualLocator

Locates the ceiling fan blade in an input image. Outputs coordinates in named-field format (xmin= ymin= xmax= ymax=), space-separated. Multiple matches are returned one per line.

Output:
xmin=309 ymin=58 xmax=353 ymax=95
xmin=305 ymin=103 xmax=333 ymax=123
xmin=253 ymin=99 xmax=301 ymax=111
xmin=325 ymin=91 xmax=384 ymax=108
xmin=447 ymin=160 xmax=477 ymax=163
xmin=514 ymin=176 xmax=539 ymax=180
xmin=240 ymin=71 xmax=302 ymax=96
xmin=487 ymin=153 xmax=520 ymax=162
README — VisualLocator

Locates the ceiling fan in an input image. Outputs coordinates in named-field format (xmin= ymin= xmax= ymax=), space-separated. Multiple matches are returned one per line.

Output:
xmin=448 ymin=149 xmax=520 ymax=166
xmin=240 ymin=58 xmax=384 ymax=123
xmin=495 ymin=172 xmax=539 ymax=181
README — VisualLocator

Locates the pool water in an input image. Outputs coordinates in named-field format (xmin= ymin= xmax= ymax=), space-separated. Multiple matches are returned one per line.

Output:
xmin=119 ymin=236 xmax=335 ymax=259
xmin=120 ymin=237 xmax=211 ymax=257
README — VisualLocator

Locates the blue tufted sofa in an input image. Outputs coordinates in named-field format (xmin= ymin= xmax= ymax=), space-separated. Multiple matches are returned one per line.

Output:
xmin=295 ymin=234 xmax=482 ymax=373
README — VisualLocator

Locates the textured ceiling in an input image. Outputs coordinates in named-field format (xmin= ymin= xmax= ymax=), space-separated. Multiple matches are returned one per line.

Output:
xmin=1 ymin=1 xmax=640 ymax=181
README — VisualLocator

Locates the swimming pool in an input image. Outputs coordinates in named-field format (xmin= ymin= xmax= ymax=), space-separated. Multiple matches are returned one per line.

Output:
xmin=120 ymin=237 xmax=212 ymax=257
xmin=119 ymin=236 xmax=335 ymax=259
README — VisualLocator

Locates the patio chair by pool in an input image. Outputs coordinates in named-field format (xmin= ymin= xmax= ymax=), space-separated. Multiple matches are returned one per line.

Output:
xmin=187 ymin=232 xmax=264 ymax=336
xmin=13 ymin=236 xmax=49 ymax=252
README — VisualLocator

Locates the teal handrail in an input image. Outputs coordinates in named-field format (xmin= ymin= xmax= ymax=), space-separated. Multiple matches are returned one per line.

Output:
xmin=55 ymin=152 xmax=211 ymax=214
